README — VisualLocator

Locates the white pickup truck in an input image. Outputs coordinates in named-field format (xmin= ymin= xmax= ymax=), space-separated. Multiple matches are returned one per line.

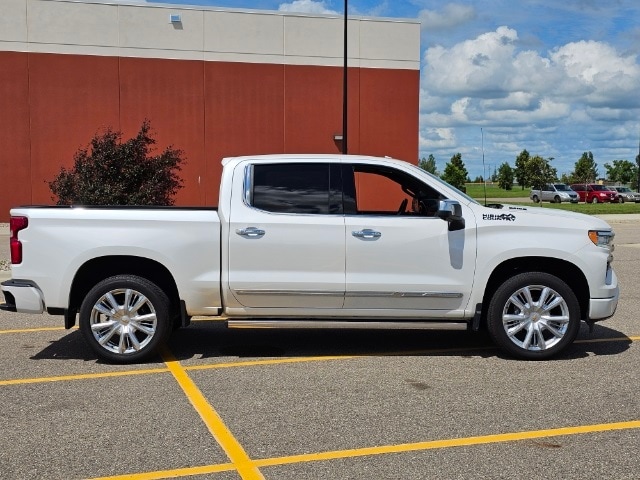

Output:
xmin=1 ymin=155 xmax=619 ymax=362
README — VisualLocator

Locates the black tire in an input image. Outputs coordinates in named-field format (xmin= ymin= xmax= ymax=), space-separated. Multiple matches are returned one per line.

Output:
xmin=79 ymin=275 xmax=172 ymax=363
xmin=590 ymin=196 xmax=599 ymax=204
xmin=532 ymin=195 xmax=540 ymax=203
xmin=487 ymin=272 xmax=580 ymax=360
xmin=619 ymin=197 xmax=625 ymax=204
xmin=553 ymin=195 xmax=561 ymax=203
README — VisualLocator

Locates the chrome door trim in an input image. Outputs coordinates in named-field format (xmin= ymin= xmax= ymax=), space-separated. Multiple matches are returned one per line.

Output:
xmin=234 ymin=289 xmax=345 ymax=297
xmin=233 ymin=289 xmax=462 ymax=298
xmin=346 ymin=291 xmax=463 ymax=298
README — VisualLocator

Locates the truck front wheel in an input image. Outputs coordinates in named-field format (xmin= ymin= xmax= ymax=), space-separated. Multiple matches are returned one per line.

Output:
xmin=79 ymin=275 xmax=172 ymax=363
xmin=487 ymin=272 xmax=580 ymax=360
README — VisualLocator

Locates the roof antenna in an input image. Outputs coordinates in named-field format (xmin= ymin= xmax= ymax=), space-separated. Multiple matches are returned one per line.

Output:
xmin=482 ymin=127 xmax=487 ymax=206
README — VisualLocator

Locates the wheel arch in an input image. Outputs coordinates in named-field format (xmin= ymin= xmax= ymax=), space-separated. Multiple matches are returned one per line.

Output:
xmin=480 ymin=256 xmax=589 ymax=326
xmin=67 ymin=256 xmax=180 ymax=327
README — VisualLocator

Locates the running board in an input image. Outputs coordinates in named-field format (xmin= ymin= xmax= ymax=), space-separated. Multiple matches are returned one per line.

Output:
xmin=227 ymin=320 xmax=469 ymax=331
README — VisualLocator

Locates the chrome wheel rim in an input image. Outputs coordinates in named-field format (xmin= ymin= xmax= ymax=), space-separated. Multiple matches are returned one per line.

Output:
xmin=89 ymin=288 xmax=157 ymax=355
xmin=501 ymin=284 xmax=570 ymax=351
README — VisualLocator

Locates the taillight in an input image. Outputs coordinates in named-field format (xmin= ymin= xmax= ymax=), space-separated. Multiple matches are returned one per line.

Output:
xmin=10 ymin=216 xmax=28 ymax=264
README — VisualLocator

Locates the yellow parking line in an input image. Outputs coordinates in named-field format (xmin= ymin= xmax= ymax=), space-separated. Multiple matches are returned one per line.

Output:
xmin=0 ymin=367 xmax=169 ymax=386
xmin=160 ymin=347 xmax=264 ymax=480
xmin=88 ymin=419 xmax=640 ymax=479
xmin=88 ymin=462 xmax=235 ymax=479
xmin=184 ymin=354 xmax=358 ymax=371
xmin=0 ymin=326 xmax=69 ymax=334
xmin=1 ymin=335 xmax=638 ymax=387
xmin=254 ymin=420 xmax=640 ymax=468
xmin=575 ymin=335 xmax=639 ymax=344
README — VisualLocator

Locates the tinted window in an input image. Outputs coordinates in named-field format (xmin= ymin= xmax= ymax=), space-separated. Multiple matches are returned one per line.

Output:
xmin=251 ymin=163 xmax=342 ymax=214
xmin=344 ymin=164 xmax=442 ymax=216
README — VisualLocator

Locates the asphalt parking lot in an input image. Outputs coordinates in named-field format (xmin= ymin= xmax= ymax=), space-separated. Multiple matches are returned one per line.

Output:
xmin=0 ymin=219 xmax=638 ymax=480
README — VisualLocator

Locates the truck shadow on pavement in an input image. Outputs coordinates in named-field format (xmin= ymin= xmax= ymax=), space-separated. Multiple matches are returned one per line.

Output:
xmin=30 ymin=321 xmax=632 ymax=363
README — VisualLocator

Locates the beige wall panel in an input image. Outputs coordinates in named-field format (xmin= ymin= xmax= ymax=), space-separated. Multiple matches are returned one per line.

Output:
xmin=119 ymin=5 xmax=204 ymax=51
xmin=204 ymin=11 xmax=283 ymax=55
xmin=1 ymin=0 xmax=27 ymax=42
xmin=27 ymin=0 xmax=118 ymax=46
xmin=359 ymin=20 xmax=420 ymax=62
xmin=284 ymin=16 xmax=359 ymax=60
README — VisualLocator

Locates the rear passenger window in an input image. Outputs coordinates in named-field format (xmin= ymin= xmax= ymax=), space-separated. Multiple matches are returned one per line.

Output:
xmin=251 ymin=163 xmax=342 ymax=214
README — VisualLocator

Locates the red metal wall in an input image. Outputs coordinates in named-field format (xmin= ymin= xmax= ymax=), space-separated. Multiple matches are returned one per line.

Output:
xmin=0 ymin=51 xmax=418 ymax=220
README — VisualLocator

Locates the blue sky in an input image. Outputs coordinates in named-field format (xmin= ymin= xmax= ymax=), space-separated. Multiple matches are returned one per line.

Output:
xmin=139 ymin=0 xmax=640 ymax=179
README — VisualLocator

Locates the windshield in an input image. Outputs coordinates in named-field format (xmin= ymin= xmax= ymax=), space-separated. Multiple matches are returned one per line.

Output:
xmin=591 ymin=185 xmax=608 ymax=191
xmin=405 ymin=163 xmax=480 ymax=205
xmin=553 ymin=184 xmax=571 ymax=191
xmin=617 ymin=187 xmax=631 ymax=192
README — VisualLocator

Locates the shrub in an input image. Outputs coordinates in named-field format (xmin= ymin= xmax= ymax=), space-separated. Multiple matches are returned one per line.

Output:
xmin=49 ymin=120 xmax=184 ymax=205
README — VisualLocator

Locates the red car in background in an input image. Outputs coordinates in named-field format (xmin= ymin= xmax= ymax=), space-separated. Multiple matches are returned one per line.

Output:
xmin=570 ymin=184 xmax=619 ymax=203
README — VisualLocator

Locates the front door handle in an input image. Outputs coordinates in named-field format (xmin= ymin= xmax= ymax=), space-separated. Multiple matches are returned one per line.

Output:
xmin=236 ymin=227 xmax=265 ymax=238
xmin=352 ymin=229 xmax=381 ymax=239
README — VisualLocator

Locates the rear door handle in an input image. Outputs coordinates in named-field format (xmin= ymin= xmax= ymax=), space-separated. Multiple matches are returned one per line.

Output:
xmin=236 ymin=227 xmax=265 ymax=238
xmin=352 ymin=229 xmax=381 ymax=239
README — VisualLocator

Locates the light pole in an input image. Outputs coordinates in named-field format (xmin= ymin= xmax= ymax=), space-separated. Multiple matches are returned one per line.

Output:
xmin=342 ymin=0 xmax=348 ymax=154
xmin=636 ymin=127 xmax=640 ymax=192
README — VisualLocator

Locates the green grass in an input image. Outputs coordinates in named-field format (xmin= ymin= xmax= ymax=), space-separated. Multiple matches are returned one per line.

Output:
xmin=465 ymin=183 xmax=640 ymax=214
xmin=465 ymin=183 xmax=531 ymax=199
xmin=506 ymin=201 xmax=640 ymax=214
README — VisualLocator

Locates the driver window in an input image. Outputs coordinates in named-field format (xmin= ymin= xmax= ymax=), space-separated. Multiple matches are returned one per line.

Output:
xmin=350 ymin=165 xmax=441 ymax=216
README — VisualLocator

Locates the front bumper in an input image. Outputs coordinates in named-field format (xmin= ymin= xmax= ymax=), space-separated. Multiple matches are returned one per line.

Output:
xmin=0 ymin=279 xmax=45 ymax=314
xmin=589 ymin=286 xmax=619 ymax=321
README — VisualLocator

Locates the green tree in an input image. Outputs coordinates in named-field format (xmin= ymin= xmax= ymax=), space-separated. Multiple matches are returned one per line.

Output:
xmin=49 ymin=120 xmax=184 ymax=205
xmin=514 ymin=149 xmax=530 ymax=189
xmin=526 ymin=155 xmax=557 ymax=189
xmin=418 ymin=154 xmax=437 ymax=175
xmin=604 ymin=159 xmax=637 ymax=184
xmin=441 ymin=153 xmax=468 ymax=190
xmin=560 ymin=172 xmax=572 ymax=184
xmin=571 ymin=151 xmax=598 ymax=183
xmin=497 ymin=162 xmax=514 ymax=190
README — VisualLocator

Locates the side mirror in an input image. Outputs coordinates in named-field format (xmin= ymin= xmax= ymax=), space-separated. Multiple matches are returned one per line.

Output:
xmin=436 ymin=200 xmax=465 ymax=231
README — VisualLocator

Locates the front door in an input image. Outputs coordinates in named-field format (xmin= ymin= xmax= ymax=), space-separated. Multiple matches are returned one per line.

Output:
xmin=343 ymin=163 xmax=476 ymax=314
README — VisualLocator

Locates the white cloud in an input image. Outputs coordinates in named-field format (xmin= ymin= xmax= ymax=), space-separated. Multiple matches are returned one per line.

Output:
xmin=419 ymin=25 xmax=640 ymax=175
xmin=423 ymin=27 xmax=520 ymax=97
xmin=551 ymin=41 xmax=640 ymax=107
xmin=419 ymin=127 xmax=457 ymax=151
xmin=422 ymin=26 xmax=640 ymax=122
xmin=419 ymin=4 xmax=476 ymax=31
xmin=278 ymin=1 xmax=339 ymax=15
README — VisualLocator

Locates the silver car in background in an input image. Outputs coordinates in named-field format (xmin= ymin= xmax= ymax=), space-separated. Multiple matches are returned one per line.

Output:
xmin=611 ymin=186 xmax=640 ymax=203
xmin=530 ymin=183 xmax=579 ymax=203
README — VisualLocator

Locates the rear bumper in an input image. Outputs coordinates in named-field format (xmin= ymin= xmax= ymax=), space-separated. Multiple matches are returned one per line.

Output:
xmin=0 ymin=279 xmax=45 ymax=314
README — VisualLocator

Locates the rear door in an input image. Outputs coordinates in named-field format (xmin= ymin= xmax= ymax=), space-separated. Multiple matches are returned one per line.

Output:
xmin=227 ymin=162 xmax=345 ymax=309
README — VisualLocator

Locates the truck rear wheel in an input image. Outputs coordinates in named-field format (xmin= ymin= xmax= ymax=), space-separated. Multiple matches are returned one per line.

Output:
xmin=487 ymin=272 xmax=580 ymax=360
xmin=79 ymin=275 xmax=172 ymax=363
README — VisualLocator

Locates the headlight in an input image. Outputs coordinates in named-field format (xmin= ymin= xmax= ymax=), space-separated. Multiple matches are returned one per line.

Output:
xmin=588 ymin=230 xmax=615 ymax=250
